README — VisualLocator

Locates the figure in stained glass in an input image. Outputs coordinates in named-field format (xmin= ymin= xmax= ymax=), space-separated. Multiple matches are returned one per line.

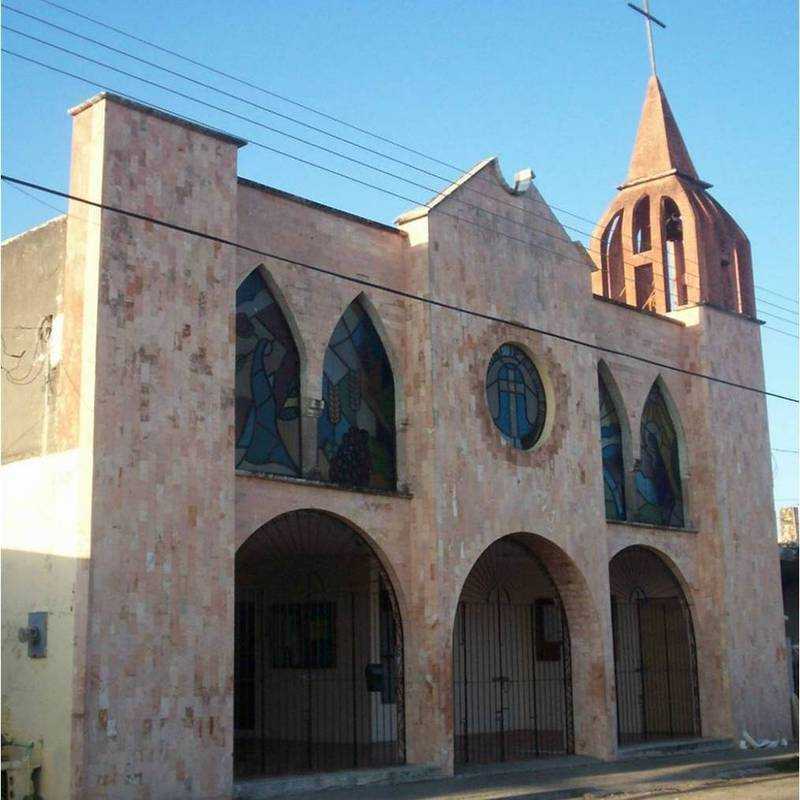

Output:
xmin=485 ymin=344 xmax=546 ymax=450
xmin=599 ymin=373 xmax=626 ymax=520
xmin=235 ymin=270 xmax=301 ymax=475
xmin=634 ymin=382 xmax=684 ymax=527
xmin=318 ymin=299 xmax=396 ymax=490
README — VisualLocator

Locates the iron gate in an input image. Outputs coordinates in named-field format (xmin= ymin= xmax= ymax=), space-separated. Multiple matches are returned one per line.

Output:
xmin=612 ymin=597 xmax=700 ymax=745
xmin=234 ymin=581 xmax=404 ymax=778
xmin=454 ymin=599 xmax=573 ymax=764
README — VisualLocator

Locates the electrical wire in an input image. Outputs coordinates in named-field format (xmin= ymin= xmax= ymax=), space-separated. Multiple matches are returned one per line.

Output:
xmin=3 ymin=173 xmax=797 ymax=405
xmin=0 ymin=38 xmax=774 ymax=318
xmin=4 ymin=10 xmax=792 ymax=311
xmin=20 ymin=0 xmax=800 ymax=308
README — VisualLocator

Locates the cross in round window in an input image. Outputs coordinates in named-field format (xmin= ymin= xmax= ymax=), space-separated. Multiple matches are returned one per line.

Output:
xmin=485 ymin=344 xmax=547 ymax=450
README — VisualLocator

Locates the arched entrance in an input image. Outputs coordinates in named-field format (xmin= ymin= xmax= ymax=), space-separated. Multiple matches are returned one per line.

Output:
xmin=453 ymin=535 xmax=574 ymax=764
xmin=234 ymin=510 xmax=405 ymax=777
xmin=610 ymin=546 xmax=700 ymax=745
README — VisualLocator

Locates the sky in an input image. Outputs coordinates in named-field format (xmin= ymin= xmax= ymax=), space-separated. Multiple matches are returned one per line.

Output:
xmin=2 ymin=0 xmax=798 ymax=517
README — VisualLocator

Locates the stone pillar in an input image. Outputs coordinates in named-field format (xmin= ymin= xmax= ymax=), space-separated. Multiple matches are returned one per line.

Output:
xmin=68 ymin=93 xmax=244 ymax=800
xmin=301 ymin=396 xmax=324 ymax=479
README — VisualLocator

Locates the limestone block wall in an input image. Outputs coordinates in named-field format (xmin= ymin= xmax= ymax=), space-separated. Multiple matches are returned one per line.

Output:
xmin=65 ymin=94 xmax=243 ymax=799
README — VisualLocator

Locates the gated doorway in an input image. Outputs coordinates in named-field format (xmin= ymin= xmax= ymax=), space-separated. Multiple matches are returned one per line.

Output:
xmin=610 ymin=547 xmax=700 ymax=745
xmin=234 ymin=510 xmax=405 ymax=778
xmin=453 ymin=535 xmax=574 ymax=764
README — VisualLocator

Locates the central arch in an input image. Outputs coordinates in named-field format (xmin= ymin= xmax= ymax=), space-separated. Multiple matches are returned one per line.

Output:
xmin=452 ymin=535 xmax=574 ymax=764
xmin=234 ymin=510 xmax=405 ymax=778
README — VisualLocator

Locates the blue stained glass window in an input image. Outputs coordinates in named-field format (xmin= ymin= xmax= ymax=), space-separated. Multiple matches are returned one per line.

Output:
xmin=235 ymin=270 xmax=301 ymax=476
xmin=318 ymin=299 xmax=396 ymax=490
xmin=485 ymin=344 xmax=546 ymax=450
xmin=634 ymin=383 xmax=684 ymax=527
xmin=598 ymin=373 xmax=626 ymax=520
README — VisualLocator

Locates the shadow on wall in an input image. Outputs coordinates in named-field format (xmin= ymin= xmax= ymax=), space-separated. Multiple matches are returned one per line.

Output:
xmin=2 ymin=549 xmax=85 ymax=800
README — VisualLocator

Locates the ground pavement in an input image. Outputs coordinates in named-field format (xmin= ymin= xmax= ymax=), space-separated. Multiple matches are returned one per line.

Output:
xmin=281 ymin=746 xmax=798 ymax=800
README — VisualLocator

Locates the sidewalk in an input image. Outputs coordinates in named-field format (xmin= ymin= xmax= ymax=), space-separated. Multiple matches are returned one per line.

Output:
xmin=290 ymin=746 xmax=798 ymax=800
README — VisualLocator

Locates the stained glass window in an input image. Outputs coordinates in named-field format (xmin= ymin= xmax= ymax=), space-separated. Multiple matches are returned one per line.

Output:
xmin=485 ymin=344 xmax=546 ymax=450
xmin=235 ymin=270 xmax=301 ymax=476
xmin=634 ymin=383 xmax=684 ymax=527
xmin=318 ymin=300 xmax=396 ymax=490
xmin=599 ymin=373 xmax=626 ymax=520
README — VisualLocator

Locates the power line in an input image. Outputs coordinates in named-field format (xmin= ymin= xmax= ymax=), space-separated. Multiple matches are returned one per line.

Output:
xmin=7 ymin=7 xmax=798 ymax=309
xmin=1 ymin=38 xmax=780 ymax=322
xmin=1 ymin=24 xmax=715 ymax=300
xmin=3 ymin=174 xmax=797 ymax=405
xmin=20 ymin=0 xmax=796 ymax=309
xmin=3 ymin=47 xmax=697 ymax=298
xmin=3 ymin=50 xmax=795 ymax=342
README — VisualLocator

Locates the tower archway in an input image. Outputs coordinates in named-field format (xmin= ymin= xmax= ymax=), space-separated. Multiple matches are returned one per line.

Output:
xmin=452 ymin=534 xmax=574 ymax=764
xmin=610 ymin=546 xmax=700 ymax=745
xmin=234 ymin=510 xmax=405 ymax=777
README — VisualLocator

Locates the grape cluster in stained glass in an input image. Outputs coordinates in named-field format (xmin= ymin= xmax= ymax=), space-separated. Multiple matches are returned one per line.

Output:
xmin=599 ymin=374 xmax=626 ymax=520
xmin=485 ymin=344 xmax=546 ymax=450
xmin=235 ymin=270 xmax=301 ymax=475
xmin=318 ymin=300 xmax=396 ymax=490
xmin=634 ymin=383 xmax=684 ymax=527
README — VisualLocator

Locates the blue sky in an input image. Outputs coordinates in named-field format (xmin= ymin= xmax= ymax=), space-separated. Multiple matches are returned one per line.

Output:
xmin=2 ymin=0 xmax=797 ymax=517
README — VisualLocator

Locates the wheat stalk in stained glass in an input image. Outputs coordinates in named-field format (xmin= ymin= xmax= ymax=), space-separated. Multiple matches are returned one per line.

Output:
xmin=485 ymin=344 xmax=546 ymax=450
xmin=599 ymin=375 xmax=626 ymax=520
xmin=235 ymin=270 xmax=301 ymax=476
xmin=318 ymin=300 xmax=396 ymax=490
xmin=634 ymin=383 xmax=684 ymax=527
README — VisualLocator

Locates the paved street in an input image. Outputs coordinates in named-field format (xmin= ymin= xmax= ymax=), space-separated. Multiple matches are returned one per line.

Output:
xmin=290 ymin=747 xmax=798 ymax=800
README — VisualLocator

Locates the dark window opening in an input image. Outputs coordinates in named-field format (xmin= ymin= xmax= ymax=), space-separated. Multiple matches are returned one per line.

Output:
xmin=535 ymin=599 xmax=563 ymax=662
xmin=633 ymin=196 xmax=651 ymax=253
xmin=661 ymin=198 xmax=686 ymax=309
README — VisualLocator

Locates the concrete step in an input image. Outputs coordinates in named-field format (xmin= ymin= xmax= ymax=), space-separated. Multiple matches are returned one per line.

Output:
xmin=617 ymin=737 xmax=735 ymax=761
xmin=233 ymin=763 xmax=442 ymax=799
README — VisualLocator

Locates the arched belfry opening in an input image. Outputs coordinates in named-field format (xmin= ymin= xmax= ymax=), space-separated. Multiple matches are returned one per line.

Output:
xmin=610 ymin=547 xmax=701 ymax=745
xmin=600 ymin=210 xmax=626 ymax=303
xmin=660 ymin=197 xmax=687 ymax=310
xmin=453 ymin=535 xmax=573 ymax=765
xmin=234 ymin=511 xmax=405 ymax=778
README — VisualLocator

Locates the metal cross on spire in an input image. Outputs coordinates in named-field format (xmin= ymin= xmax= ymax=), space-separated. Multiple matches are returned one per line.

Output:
xmin=627 ymin=1 xmax=667 ymax=75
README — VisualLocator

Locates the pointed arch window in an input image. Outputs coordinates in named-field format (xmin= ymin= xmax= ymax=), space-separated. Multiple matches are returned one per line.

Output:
xmin=632 ymin=196 xmax=651 ymax=254
xmin=634 ymin=383 xmax=684 ymax=527
xmin=235 ymin=269 xmax=301 ymax=476
xmin=598 ymin=372 xmax=626 ymax=521
xmin=601 ymin=211 xmax=626 ymax=302
xmin=318 ymin=299 xmax=396 ymax=490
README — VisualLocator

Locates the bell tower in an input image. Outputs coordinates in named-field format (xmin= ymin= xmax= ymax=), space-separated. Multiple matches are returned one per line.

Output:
xmin=589 ymin=75 xmax=756 ymax=318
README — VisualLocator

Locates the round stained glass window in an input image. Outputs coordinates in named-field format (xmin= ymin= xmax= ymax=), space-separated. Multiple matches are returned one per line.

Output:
xmin=485 ymin=344 xmax=547 ymax=450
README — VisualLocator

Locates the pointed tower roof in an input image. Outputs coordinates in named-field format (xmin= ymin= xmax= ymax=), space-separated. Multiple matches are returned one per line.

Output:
xmin=623 ymin=76 xmax=708 ymax=188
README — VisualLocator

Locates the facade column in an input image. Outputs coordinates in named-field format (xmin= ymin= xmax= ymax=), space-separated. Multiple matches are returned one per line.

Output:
xmin=301 ymin=396 xmax=324 ymax=479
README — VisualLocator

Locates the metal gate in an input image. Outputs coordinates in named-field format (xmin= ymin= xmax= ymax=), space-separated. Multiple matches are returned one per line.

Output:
xmin=234 ymin=511 xmax=404 ymax=778
xmin=612 ymin=597 xmax=700 ymax=745
xmin=454 ymin=598 xmax=573 ymax=764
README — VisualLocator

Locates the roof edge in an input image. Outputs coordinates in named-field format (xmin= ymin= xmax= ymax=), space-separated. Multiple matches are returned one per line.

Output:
xmin=69 ymin=92 xmax=248 ymax=147
xmin=237 ymin=177 xmax=405 ymax=236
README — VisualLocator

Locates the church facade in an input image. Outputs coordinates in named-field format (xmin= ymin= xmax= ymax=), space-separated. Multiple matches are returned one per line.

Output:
xmin=1 ymin=77 xmax=791 ymax=800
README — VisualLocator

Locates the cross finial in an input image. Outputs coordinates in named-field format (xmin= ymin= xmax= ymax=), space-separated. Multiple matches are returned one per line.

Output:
xmin=627 ymin=1 xmax=667 ymax=76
